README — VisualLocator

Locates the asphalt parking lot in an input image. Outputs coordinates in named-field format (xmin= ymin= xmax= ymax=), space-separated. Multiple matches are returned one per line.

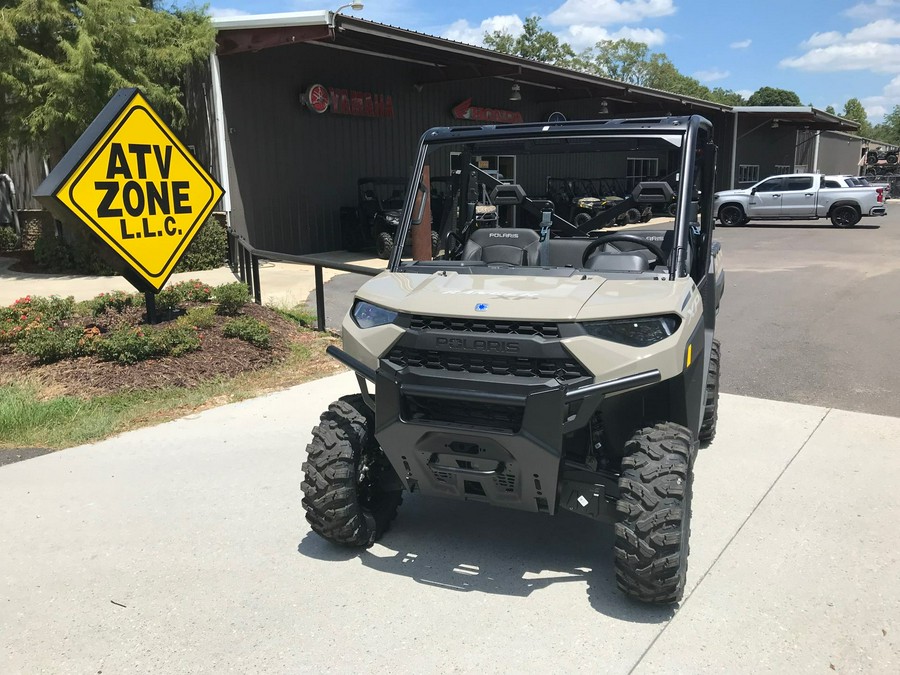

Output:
xmin=3 ymin=209 xmax=900 ymax=673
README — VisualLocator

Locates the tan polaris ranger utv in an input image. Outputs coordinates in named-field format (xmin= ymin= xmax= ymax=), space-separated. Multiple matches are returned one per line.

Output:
xmin=303 ymin=116 xmax=724 ymax=604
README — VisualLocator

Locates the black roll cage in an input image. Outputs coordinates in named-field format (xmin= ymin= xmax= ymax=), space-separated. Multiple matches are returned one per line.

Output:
xmin=388 ymin=115 xmax=715 ymax=283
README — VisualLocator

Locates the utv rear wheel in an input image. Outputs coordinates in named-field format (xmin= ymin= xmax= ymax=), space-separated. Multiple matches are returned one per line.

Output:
xmin=718 ymin=204 xmax=745 ymax=227
xmin=615 ymin=422 xmax=694 ymax=604
xmin=375 ymin=231 xmax=395 ymax=259
xmin=699 ymin=340 xmax=721 ymax=447
xmin=830 ymin=205 xmax=860 ymax=228
xmin=302 ymin=395 xmax=403 ymax=547
xmin=625 ymin=207 xmax=642 ymax=224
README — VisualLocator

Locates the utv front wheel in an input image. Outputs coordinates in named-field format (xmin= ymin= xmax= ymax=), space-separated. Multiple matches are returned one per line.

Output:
xmin=615 ymin=423 xmax=694 ymax=604
xmin=302 ymin=395 xmax=403 ymax=547
xmin=699 ymin=339 xmax=721 ymax=446
xmin=375 ymin=231 xmax=395 ymax=259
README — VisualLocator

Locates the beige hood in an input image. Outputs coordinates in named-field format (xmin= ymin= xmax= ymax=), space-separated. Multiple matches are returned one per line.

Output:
xmin=356 ymin=271 xmax=608 ymax=321
xmin=356 ymin=271 xmax=697 ymax=322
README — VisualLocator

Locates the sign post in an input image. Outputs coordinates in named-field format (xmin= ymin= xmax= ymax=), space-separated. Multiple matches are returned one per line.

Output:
xmin=35 ymin=88 xmax=224 ymax=297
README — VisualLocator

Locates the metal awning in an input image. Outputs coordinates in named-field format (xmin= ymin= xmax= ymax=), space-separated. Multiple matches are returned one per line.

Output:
xmin=730 ymin=106 xmax=859 ymax=132
xmin=213 ymin=12 xmax=732 ymax=115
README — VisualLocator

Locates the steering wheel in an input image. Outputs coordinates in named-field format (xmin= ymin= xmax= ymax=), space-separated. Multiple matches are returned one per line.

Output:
xmin=581 ymin=233 xmax=668 ymax=268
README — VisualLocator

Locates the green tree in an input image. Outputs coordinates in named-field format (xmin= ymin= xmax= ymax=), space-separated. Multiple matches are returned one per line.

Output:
xmin=747 ymin=87 xmax=802 ymax=106
xmin=0 ymin=0 xmax=214 ymax=165
xmin=584 ymin=39 xmax=652 ymax=86
xmin=484 ymin=16 xmax=576 ymax=68
xmin=872 ymin=105 xmax=900 ymax=144
xmin=825 ymin=105 xmax=836 ymax=115
xmin=841 ymin=97 xmax=874 ymax=137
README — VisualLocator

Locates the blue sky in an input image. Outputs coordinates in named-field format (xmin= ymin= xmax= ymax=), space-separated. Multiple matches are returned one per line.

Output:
xmin=207 ymin=0 xmax=900 ymax=122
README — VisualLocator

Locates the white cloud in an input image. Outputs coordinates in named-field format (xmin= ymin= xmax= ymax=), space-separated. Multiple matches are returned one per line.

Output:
xmin=858 ymin=74 xmax=900 ymax=122
xmin=548 ymin=0 xmax=676 ymax=26
xmin=729 ymin=39 xmax=751 ymax=49
xmin=208 ymin=7 xmax=251 ymax=18
xmin=564 ymin=24 xmax=667 ymax=49
xmin=735 ymin=89 xmax=754 ymax=99
xmin=694 ymin=69 xmax=730 ymax=83
xmin=844 ymin=0 xmax=900 ymax=20
xmin=781 ymin=42 xmax=900 ymax=72
xmin=442 ymin=15 xmax=524 ymax=46
xmin=801 ymin=31 xmax=843 ymax=49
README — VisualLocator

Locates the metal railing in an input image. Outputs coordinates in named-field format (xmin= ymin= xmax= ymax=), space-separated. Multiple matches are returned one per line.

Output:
xmin=227 ymin=229 xmax=380 ymax=331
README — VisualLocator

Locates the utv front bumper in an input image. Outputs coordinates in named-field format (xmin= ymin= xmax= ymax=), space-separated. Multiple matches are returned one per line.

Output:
xmin=326 ymin=345 xmax=659 ymax=517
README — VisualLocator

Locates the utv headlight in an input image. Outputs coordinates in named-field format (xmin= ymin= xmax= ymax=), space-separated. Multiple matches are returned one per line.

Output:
xmin=352 ymin=301 xmax=398 ymax=329
xmin=582 ymin=315 xmax=681 ymax=347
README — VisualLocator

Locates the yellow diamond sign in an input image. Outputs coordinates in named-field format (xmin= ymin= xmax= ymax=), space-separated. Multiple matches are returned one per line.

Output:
xmin=35 ymin=88 xmax=224 ymax=292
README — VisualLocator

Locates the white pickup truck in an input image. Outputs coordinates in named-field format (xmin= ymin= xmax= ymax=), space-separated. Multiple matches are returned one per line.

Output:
xmin=714 ymin=173 xmax=886 ymax=227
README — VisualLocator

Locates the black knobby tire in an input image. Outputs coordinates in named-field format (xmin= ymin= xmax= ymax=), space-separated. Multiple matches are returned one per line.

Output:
xmin=431 ymin=230 xmax=441 ymax=258
xmin=667 ymin=202 xmax=678 ymax=217
xmin=867 ymin=152 xmax=878 ymax=166
xmin=574 ymin=211 xmax=592 ymax=227
xmin=302 ymin=395 xmax=403 ymax=547
xmin=615 ymin=423 xmax=694 ymax=604
xmin=375 ymin=231 xmax=395 ymax=259
xmin=699 ymin=339 xmax=721 ymax=446
xmin=888 ymin=153 xmax=898 ymax=165
xmin=625 ymin=207 xmax=642 ymax=224
xmin=830 ymin=205 xmax=860 ymax=228
xmin=640 ymin=206 xmax=653 ymax=223
xmin=718 ymin=204 xmax=744 ymax=227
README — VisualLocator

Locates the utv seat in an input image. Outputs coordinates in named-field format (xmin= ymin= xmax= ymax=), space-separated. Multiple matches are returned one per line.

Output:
xmin=461 ymin=228 xmax=540 ymax=266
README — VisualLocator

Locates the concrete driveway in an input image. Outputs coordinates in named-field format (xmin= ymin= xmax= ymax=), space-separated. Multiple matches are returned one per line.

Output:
xmin=2 ymin=371 xmax=898 ymax=673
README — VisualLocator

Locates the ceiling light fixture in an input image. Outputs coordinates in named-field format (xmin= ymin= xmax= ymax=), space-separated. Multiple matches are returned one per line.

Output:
xmin=509 ymin=83 xmax=522 ymax=102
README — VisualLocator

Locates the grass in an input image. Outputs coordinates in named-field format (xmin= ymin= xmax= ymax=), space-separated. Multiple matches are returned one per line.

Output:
xmin=269 ymin=303 xmax=318 ymax=328
xmin=0 ymin=329 xmax=338 ymax=450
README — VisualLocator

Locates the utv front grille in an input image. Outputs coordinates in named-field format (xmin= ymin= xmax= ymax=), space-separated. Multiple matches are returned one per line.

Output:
xmin=404 ymin=394 xmax=524 ymax=432
xmin=386 ymin=346 xmax=589 ymax=380
xmin=409 ymin=315 xmax=561 ymax=339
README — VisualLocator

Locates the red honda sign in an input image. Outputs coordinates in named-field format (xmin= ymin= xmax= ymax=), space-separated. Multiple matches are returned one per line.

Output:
xmin=451 ymin=99 xmax=523 ymax=124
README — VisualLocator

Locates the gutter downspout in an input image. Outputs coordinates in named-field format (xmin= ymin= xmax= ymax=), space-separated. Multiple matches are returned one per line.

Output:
xmin=209 ymin=52 xmax=232 ymax=222
xmin=730 ymin=111 xmax=739 ymax=189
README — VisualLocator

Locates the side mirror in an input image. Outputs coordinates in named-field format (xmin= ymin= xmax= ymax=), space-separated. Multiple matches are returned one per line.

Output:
xmin=750 ymin=187 xmax=757 ymax=195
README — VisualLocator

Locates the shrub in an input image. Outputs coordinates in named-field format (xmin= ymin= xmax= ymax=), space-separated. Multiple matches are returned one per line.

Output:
xmin=223 ymin=316 xmax=271 ymax=348
xmin=173 ymin=218 xmax=227 ymax=272
xmin=88 ymin=290 xmax=142 ymax=316
xmin=0 ymin=225 xmax=19 ymax=251
xmin=168 ymin=279 xmax=213 ymax=304
xmin=29 ymin=296 xmax=76 ymax=325
xmin=155 ymin=324 xmax=202 ymax=357
xmin=155 ymin=286 xmax=182 ymax=313
xmin=95 ymin=324 xmax=202 ymax=364
xmin=177 ymin=306 xmax=216 ymax=330
xmin=214 ymin=282 xmax=249 ymax=316
xmin=15 ymin=326 xmax=84 ymax=364
xmin=33 ymin=235 xmax=114 ymax=275
xmin=97 ymin=304 xmax=144 ymax=332
xmin=95 ymin=328 xmax=158 ymax=364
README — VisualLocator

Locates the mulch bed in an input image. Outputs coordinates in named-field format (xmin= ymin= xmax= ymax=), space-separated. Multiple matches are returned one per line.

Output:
xmin=0 ymin=302 xmax=333 ymax=398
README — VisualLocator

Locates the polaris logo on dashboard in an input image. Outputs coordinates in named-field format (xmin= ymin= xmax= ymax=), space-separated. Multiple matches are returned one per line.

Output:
xmin=434 ymin=337 xmax=520 ymax=353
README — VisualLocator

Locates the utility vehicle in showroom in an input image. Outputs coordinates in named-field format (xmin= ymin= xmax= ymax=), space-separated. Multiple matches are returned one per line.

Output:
xmin=303 ymin=116 xmax=724 ymax=604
